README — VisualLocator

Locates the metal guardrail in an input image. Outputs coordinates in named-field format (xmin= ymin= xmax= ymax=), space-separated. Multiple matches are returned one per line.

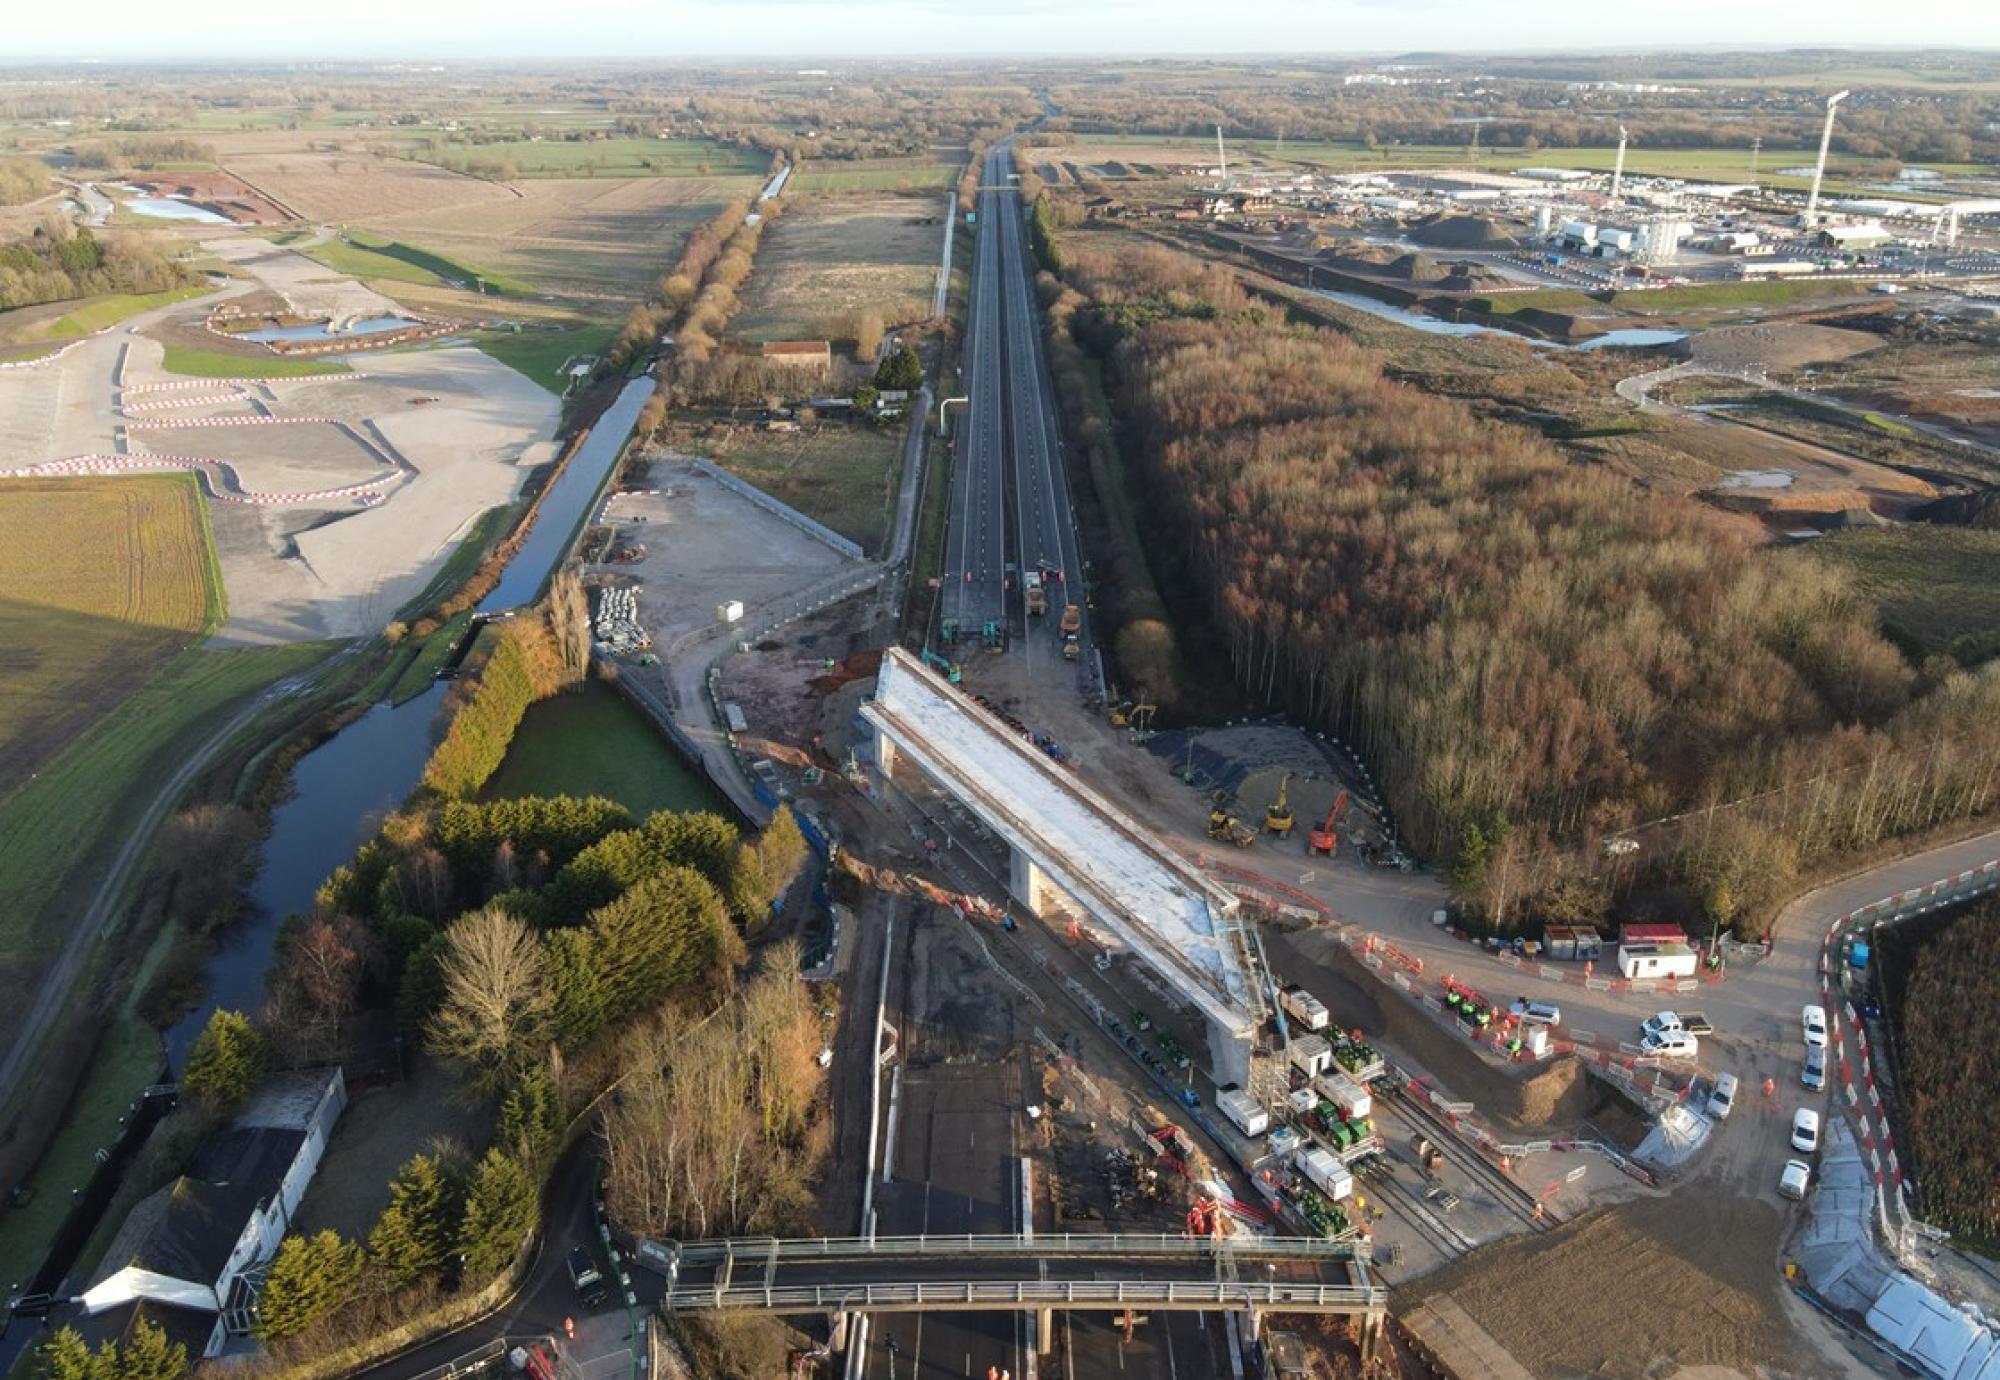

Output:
xmin=654 ymin=1232 xmax=1368 ymax=1267
xmin=396 ymin=1337 xmax=509 ymax=1380
xmin=662 ymin=1280 xmax=1386 ymax=1315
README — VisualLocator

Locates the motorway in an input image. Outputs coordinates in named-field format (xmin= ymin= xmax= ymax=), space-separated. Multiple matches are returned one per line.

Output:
xmin=945 ymin=142 xmax=1092 ymax=681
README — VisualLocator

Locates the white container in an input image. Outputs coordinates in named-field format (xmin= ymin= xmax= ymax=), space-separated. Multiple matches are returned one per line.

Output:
xmin=1280 ymin=987 xmax=1330 ymax=1032
xmin=1299 ymin=1146 xmax=1353 ymax=1202
xmin=1217 ymin=1088 xmax=1269 ymax=1138
xmin=1289 ymin=1034 xmax=1332 ymax=1079
xmin=717 ymin=600 xmax=745 ymax=624
xmin=1316 ymin=1072 xmax=1372 ymax=1120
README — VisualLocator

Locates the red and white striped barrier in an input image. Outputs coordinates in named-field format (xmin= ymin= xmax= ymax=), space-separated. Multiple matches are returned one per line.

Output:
xmin=1 ymin=453 xmax=390 ymax=507
xmin=120 ymin=392 xmax=247 ymax=413
xmin=126 ymin=414 xmax=336 ymax=430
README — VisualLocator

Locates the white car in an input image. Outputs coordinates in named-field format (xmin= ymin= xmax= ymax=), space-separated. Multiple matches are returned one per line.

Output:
xmin=1641 ymin=1030 xmax=1699 ymax=1060
xmin=1792 ymin=1108 xmax=1821 ymax=1154
xmin=1779 ymin=1159 xmax=1812 ymax=1201
xmin=1803 ymin=1046 xmax=1827 ymax=1092
xmin=1802 ymin=1005 xmax=1829 ymax=1049
xmin=1709 ymin=1072 xmax=1738 ymax=1121
xmin=1511 ymin=1000 xmax=1561 ymax=1027
xmin=1640 ymin=1011 xmax=1684 ymax=1041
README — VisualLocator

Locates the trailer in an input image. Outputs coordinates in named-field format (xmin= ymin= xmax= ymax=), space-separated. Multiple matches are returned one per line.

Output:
xmin=1216 ymin=1087 xmax=1270 ymax=1138
xmin=1315 ymin=1071 xmax=1372 ymax=1120
xmin=1298 ymin=1146 xmax=1354 ymax=1203
xmin=1618 ymin=942 xmax=1698 ymax=981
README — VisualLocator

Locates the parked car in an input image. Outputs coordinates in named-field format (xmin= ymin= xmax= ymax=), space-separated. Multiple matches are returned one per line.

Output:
xmin=1779 ymin=1159 xmax=1813 ymax=1201
xmin=1792 ymin=1108 xmax=1821 ymax=1154
xmin=1803 ymin=1046 xmax=1827 ymax=1092
xmin=1802 ymin=1005 xmax=1829 ymax=1049
xmin=1510 ymin=1000 xmax=1561 ymax=1027
xmin=1709 ymin=1072 xmax=1739 ymax=1120
xmin=1640 ymin=1030 xmax=1700 ymax=1059
xmin=1641 ymin=1011 xmax=1685 ymax=1041
xmin=568 ymin=1247 xmax=607 ymax=1308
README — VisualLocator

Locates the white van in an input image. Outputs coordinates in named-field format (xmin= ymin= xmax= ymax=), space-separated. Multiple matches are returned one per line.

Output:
xmin=1510 ymin=1000 xmax=1561 ymax=1027
xmin=1640 ymin=1029 xmax=1699 ymax=1060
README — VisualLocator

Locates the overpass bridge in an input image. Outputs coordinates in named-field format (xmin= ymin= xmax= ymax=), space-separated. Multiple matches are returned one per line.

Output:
xmin=635 ymin=1232 xmax=1385 ymax=1354
xmin=861 ymin=647 xmax=1263 ymax=1083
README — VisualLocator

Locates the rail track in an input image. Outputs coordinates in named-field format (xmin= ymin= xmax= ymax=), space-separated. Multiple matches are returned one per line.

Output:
xmin=1384 ymin=1084 xmax=1554 ymax=1234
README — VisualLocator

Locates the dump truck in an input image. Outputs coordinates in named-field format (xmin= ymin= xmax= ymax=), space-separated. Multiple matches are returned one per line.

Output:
xmin=1060 ymin=603 xmax=1081 ymax=635
xmin=1062 ymin=633 xmax=1080 ymax=661
xmin=1207 ymin=809 xmax=1255 ymax=848
xmin=1024 ymin=569 xmax=1047 ymax=616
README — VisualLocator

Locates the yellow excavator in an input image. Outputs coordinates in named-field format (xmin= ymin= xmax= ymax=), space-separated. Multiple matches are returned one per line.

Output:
xmin=1264 ymin=773 xmax=1295 ymax=836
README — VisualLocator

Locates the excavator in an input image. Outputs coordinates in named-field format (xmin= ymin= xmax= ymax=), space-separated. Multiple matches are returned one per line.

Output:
xmin=1264 ymin=773 xmax=1295 ymax=837
xmin=1308 ymin=790 xmax=1350 ymax=856
xmin=921 ymin=648 xmax=963 ymax=683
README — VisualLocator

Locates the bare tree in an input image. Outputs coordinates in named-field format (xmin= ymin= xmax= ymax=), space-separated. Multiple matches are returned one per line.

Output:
xmin=428 ymin=906 xmax=552 ymax=1093
xmin=545 ymin=570 xmax=592 ymax=685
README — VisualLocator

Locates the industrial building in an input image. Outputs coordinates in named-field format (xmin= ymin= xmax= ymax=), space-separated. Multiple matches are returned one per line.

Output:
xmin=1818 ymin=223 xmax=1893 ymax=251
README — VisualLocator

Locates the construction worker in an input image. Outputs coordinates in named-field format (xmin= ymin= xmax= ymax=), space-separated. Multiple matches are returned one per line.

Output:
xmin=563 ymin=1317 xmax=575 ymax=1340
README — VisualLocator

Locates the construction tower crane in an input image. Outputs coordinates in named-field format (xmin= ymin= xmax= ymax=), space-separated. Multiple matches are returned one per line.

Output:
xmin=1803 ymin=90 xmax=1851 ymax=225
xmin=1609 ymin=126 xmax=1629 ymax=200
xmin=1308 ymin=791 xmax=1350 ymax=856
xmin=1264 ymin=773 xmax=1295 ymax=836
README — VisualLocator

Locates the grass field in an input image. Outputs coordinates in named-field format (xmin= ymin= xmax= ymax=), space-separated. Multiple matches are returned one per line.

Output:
xmin=412 ymin=137 xmax=767 ymax=180
xmin=481 ymin=680 xmax=721 ymax=817
xmin=789 ymin=163 xmax=959 ymax=195
xmin=49 ymin=286 xmax=212 ymax=338
xmin=159 ymin=344 xmax=350 ymax=378
xmin=388 ymin=610 xmax=472 ymax=704
xmin=1804 ymin=526 xmax=2000 ymax=662
xmin=0 ymin=638 xmax=336 ymax=969
xmin=733 ymin=194 xmax=942 ymax=342
xmin=700 ymin=423 xmax=902 ymax=553
xmin=0 ymin=476 xmax=221 ymax=800
xmin=357 ymin=176 xmax=755 ymax=299
xmin=303 ymin=230 xmax=534 ymax=296
xmin=478 ymin=323 xmax=617 ymax=392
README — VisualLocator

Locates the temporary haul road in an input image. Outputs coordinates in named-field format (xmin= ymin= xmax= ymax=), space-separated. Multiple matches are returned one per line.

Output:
xmin=946 ymin=142 xmax=1092 ymax=673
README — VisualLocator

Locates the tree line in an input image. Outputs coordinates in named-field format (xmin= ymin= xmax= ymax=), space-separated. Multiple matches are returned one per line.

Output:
xmin=0 ymin=223 xmax=194 ymax=312
xmin=1048 ymin=240 xmax=2000 ymax=933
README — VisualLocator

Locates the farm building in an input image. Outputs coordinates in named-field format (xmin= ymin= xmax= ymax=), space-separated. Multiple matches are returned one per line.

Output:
xmin=80 ymin=1069 xmax=346 ymax=1354
xmin=759 ymin=340 xmax=833 ymax=369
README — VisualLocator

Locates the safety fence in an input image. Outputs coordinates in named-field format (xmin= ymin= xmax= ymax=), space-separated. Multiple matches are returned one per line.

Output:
xmin=1 ymin=452 xmax=389 ymax=506
xmin=662 ymin=1278 xmax=1385 ymax=1315
xmin=125 ymin=412 xmax=337 ymax=430
xmin=120 ymin=391 xmax=249 ymax=413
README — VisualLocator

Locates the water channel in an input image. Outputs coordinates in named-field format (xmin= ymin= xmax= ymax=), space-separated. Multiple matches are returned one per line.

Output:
xmin=163 ymin=373 xmax=656 ymax=1065
xmin=237 ymin=315 xmax=418 ymax=344
xmin=1310 ymin=287 xmax=1688 ymax=351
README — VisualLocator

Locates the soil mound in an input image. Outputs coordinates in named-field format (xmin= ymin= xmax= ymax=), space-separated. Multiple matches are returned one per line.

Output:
xmin=1408 ymin=213 xmax=1519 ymax=250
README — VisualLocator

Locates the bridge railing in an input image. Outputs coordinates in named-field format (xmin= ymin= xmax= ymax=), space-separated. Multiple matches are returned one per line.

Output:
xmin=661 ymin=1279 xmax=1386 ymax=1315
xmin=643 ymin=1231 xmax=1368 ymax=1269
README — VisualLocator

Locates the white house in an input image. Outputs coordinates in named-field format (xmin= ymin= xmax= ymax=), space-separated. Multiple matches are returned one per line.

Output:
xmin=81 ymin=1068 xmax=345 ymax=1354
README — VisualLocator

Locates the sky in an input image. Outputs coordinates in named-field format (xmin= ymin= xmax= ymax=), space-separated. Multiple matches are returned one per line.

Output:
xmin=8 ymin=0 xmax=2000 ymax=61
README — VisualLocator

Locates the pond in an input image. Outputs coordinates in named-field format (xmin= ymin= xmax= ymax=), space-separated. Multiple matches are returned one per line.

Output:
xmin=126 ymin=197 xmax=231 ymax=224
xmin=1311 ymin=288 xmax=1688 ymax=353
xmin=237 ymin=315 xmax=418 ymax=343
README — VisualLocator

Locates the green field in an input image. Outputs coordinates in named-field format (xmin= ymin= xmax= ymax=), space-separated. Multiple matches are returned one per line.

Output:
xmin=1805 ymin=527 xmax=2000 ymax=662
xmin=159 ymin=344 xmax=350 ymax=378
xmin=478 ymin=323 xmax=617 ymax=392
xmin=481 ymin=680 xmax=722 ymax=817
xmin=304 ymin=230 xmax=533 ymax=296
xmin=790 ymin=164 xmax=958 ymax=194
xmin=412 ymin=137 xmax=766 ymax=180
xmin=0 ymin=638 xmax=336 ymax=966
xmin=704 ymin=424 xmax=903 ymax=554
xmin=49 ymin=286 xmax=212 ymax=338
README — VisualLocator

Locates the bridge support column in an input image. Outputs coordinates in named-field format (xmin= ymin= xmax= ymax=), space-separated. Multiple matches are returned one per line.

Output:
xmin=828 ymin=1311 xmax=852 ymax=1352
xmin=1207 ymin=1021 xmax=1254 ymax=1090
xmin=1241 ymin=1308 xmax=1263 ymax=1345
xmin=874 ymin=733 xmax=898 ymax=777
xmin=1359 ymin=1307 xmax=1386 ymax=1363
xmin=1036 ymin=1308 xmax=1054 ymax=1353
xmin=1009 ymin=847 xmax=1062 ymax=917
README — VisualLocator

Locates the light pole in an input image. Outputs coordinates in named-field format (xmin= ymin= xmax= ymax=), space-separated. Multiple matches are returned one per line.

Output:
xmin=937 ymin=395 xmax=967 ymax=434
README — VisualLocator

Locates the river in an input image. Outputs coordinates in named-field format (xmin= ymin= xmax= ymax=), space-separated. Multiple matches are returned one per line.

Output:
xmin=1310 ymin=288 xmax=1688 ymax=352
xmin=164 ymin=373 xmax=655 ymax=1065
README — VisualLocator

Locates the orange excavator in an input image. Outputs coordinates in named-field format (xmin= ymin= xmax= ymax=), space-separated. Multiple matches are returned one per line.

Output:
xmin=1308 ymin=790 xmax=1350 ymax=856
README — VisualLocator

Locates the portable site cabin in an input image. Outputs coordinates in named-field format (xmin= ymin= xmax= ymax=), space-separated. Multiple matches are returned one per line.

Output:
xmin=1618 ymin=942 xmax=1698 ymax=981
xmin=1289 ymin=1033 xmax=1333 ymax=1079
